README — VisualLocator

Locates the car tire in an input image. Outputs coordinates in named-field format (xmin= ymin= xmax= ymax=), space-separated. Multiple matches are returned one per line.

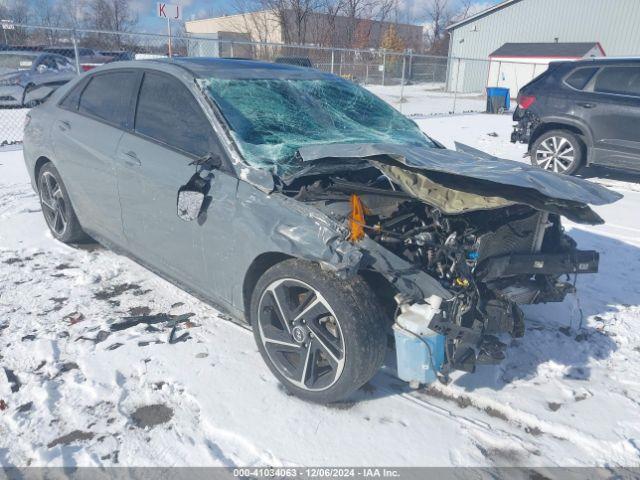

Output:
xmin=531 ymin=130 xmax=584 ymax=175
xmin=250 ymin=259 xmax=387 ymax=404
xmin=37 ymin=162 xmax=87 ymax=243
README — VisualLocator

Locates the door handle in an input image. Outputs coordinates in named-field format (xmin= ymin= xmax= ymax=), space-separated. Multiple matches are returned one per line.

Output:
xmin=578 ymin=102 xmax=596 ymax=109
xmin=121 ymin=150 xmax=141 ymax=167
xmin=57 ymin=120 xmax=71 ymax=131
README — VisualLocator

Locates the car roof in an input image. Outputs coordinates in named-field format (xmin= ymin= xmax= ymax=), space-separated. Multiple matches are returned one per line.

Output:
xmin=103 ymin=57 xmax=333 ymax=80
xmin=569 ymin=57 xmax=640 ymax=66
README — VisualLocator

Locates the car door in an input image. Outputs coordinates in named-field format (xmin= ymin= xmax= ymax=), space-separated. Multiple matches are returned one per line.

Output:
xmin=52 ymin=71 xmax=139 ymax=245
xmin=581 ymin=65 xmax=640 ymax=170
xmin=114 ymin=70 xmax=238 ymax=294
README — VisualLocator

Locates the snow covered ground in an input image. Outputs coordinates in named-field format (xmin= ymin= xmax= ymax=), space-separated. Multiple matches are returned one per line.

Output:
xmin=0 ymin=109 xmax=28 ymax=147
xmin=2 ymin=112 xmax=640 ymax=469
xmin=367 ymin=84 xmax=487 ymax=117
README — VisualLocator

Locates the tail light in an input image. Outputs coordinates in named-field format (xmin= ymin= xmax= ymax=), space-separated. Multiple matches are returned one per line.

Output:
xmin=81 ymin=64 xmax=96 ymax=71
xmin=517 ymin=94 xmax=536 ymax=110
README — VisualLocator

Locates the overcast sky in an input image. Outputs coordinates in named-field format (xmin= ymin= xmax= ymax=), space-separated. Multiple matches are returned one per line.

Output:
xmin=136 ymin=0 xmax=499 ymax=33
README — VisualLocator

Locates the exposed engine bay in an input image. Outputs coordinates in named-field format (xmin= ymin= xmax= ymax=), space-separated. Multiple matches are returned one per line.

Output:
xmin=283 ymin=164 xmax=600 ymax=376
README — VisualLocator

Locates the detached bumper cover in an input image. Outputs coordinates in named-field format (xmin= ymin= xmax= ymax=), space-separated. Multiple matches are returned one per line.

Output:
xmin=477 ymin=250 xmax=599 ymax=282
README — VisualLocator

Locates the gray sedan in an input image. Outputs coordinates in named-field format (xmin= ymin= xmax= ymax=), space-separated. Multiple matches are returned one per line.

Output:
xmin=0 ymin=51 xmax=77 ymax=108
xmin=23 ymin=58 xmax=620 ymax=403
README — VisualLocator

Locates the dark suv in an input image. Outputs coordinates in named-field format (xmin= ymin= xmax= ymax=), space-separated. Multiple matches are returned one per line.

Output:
xmin=511 ymin=58 xmax=640 ymax=175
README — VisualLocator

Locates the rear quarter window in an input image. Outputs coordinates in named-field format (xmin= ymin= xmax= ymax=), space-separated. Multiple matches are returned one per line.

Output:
xmin=565 ymin=67 xmax=599 ymax=90
xmin=59 ymin=78 xmax=88 ymax=111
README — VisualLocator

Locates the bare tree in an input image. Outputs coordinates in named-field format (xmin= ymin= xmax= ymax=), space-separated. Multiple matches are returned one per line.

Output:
xmin=423 ymin=0 xmax=481 ymax=55
xmin=84 ymin=0 xmax=138 ymax=48
xmin=259 ymin=0 xmax=322 ymax=45
xmin=229 ymin=0 xmax=277 ymax=44
xmin=423 ymin=0 xmax=449 ymax=53
xmin=337 ymin=0 xmax=395 ymax=47
xmin=29 ymin=0 xmax=66 ymax=44
xmin=59 ymin=0 xmax=88 ymax=29
xmin=92 ymin=0 xmax=138 ymax=32
xmin=0 ymin=0 xmax=31 ymax=44
xmin=307 ymin=0 xmax=343 ymax=46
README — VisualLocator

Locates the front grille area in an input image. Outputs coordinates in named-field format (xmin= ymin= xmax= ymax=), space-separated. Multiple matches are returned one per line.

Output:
xmin=477 ymin=212 xmax=546 ymax=262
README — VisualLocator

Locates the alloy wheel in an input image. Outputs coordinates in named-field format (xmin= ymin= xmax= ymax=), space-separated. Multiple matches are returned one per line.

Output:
xmin=257 ymin=278 xmax=345 ymax=391
xmin=534 ymin=136 xmax=576 ymax=173
xmin=39 ymin=171 xmax=68 ymax=236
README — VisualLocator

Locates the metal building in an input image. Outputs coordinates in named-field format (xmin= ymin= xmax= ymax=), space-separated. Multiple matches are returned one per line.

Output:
xmin=446 ymin=0 xmax=640 ymax=93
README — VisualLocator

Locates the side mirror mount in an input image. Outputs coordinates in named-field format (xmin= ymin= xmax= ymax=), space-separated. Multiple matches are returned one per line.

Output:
xmin=177 ymin=188 xmax=205 ymax=222
xmin=36 ymin=64 xmax=48 ymax=74
xmin=178 ymin=153 xmax=222 ymax=221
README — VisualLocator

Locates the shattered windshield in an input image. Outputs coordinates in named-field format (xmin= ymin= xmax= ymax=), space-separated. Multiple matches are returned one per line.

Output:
xmin=200 ymin=77 xmax=435 ymax=175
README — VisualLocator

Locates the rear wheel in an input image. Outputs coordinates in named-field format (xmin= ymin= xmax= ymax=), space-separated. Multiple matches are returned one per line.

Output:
xmin=531 ymin=130 xmax=584 ymax=175
xmin=38 ymin=162 xmax=87 ymax=243
xmin=251 ymin=259 xmax=387 ymax=404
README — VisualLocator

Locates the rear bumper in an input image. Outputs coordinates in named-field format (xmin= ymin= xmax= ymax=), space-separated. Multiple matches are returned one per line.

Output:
xmin=478 ymin=250 xmax=599 ymax=282
xmin=510 ymin=109 xmax=540 ymax=145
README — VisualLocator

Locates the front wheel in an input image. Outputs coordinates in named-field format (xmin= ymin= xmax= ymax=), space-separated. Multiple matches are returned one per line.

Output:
xmin=531 ymin=130 xmax=584 ymax=175
xmin=251 ymin=259 xmax=387 ymax=404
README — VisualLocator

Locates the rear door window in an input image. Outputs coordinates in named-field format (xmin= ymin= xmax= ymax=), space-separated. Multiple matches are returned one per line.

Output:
xmin=134 ymin=71 xmax=213 ymax=157
xmin=78 ymin=71 xmax=138 ymax=128
xmin=565 ymin=67 xmax=599 ymax=90
xmin=594 ymin=66 xmax=640 ymax=97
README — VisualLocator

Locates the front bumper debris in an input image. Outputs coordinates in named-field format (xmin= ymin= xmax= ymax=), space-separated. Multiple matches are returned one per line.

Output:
xmin=477 ymin=250 xmax=599 ymax=282
xmin=399 ymin=248 xmax=600 ymax=377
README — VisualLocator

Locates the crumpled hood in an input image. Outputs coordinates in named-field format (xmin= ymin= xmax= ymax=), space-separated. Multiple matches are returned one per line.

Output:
xmin=295 ymin=143 xmax=622 ymax=224
xmin=297 ymin=143 xmax=620 ymax=205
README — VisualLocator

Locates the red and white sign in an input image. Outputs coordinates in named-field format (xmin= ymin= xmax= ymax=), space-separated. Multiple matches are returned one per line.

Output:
xmin=157 ymin=3 xmax=181 ymax=20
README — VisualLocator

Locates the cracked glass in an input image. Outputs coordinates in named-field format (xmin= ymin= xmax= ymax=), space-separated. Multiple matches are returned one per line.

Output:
xmin=201 ymin=77 xmax=435 ymax=176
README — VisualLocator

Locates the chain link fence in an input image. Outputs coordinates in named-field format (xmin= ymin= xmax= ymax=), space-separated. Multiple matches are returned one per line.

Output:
xmin=1 ymin=24 xmax=546 ymax=147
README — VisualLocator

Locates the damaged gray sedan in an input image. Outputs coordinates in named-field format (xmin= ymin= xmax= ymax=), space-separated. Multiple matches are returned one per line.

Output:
xmin=23 ymin=58 xmax=621 ymax=403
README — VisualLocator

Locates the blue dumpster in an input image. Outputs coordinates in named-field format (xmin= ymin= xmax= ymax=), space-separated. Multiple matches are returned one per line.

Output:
xmin=486 ymin=87 xmax=510 ymax=113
